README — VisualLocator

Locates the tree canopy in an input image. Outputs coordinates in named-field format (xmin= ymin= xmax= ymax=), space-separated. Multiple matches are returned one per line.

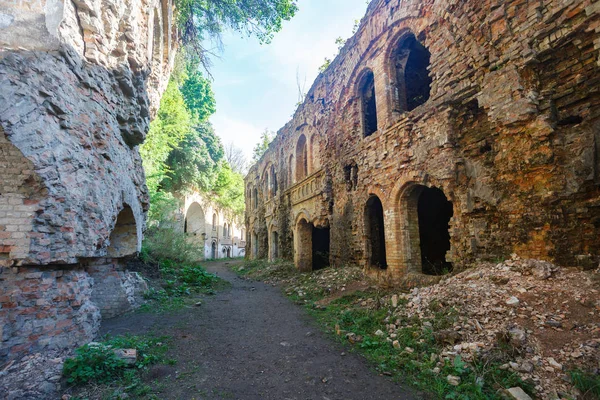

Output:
xmin=141 ymin=59 xmax=245 ymax=219
xmin=176 ymin=0 xmax=298 ymax=64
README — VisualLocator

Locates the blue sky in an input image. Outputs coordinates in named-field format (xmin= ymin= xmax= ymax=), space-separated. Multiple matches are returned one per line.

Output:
xmin=208 ymin=0 xmax=370 ymax=160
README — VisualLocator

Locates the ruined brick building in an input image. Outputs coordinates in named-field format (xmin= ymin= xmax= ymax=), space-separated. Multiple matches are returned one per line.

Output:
xmin=179 ymin=192 xmax=246 ymax=259
xmin=0 ymin=0 xmax=176 ymax=395
xmin=245 ymin=0 xmax=600 ymax=286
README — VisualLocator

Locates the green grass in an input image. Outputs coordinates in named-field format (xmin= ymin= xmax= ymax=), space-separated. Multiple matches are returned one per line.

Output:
xmin=569 ymin=370 xmax=600 ymax=399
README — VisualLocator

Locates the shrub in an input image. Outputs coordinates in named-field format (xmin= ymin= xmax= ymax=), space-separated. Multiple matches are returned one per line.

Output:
xmin=63 ymin=343 xmax=127 ymax=384
xmin=63 ymin=335 xmax=170 ymax=385
xmin=141 ymin=226 xmax=204 ymax=266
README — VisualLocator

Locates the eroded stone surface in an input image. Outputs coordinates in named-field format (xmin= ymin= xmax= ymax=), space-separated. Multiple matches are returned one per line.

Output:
xmin=0 ymin=0 xmax=176 ymax=394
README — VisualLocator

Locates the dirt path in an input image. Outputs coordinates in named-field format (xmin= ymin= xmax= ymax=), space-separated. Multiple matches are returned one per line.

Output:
xmin=102 ymin=261 xmax=421 ymax=400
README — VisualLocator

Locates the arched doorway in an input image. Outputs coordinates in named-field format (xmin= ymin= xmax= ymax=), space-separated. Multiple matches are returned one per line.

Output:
xmin=185 ymin=203 xmax=205 ymax=238
xmin=211 ymin=241 xmax=217 ymax=259
xmin=252 ymin=232 xmax=258 ymax=258
xmin=295 ymin=218 xmax=312 ymax=271
xmin=418 ymin=187 xmax=453 ymax=275
xmin=294 ymin=218 xmax=330 ymax=271
xmin=270 ymin=231 xmax=279 ymax=261
xmin=365 ymin=196 xmax=387 ymax=269
xmin=401 ymin=184 xmax=453 ymax=275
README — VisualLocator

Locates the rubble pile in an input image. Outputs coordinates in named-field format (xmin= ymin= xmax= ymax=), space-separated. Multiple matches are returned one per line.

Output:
xmin=386 ymin=257 xmax=600 ymax=399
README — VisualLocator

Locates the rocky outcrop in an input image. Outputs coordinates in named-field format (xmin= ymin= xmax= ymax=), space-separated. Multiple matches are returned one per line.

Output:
xmin=0 ymin=0 xmax=177 ymax=395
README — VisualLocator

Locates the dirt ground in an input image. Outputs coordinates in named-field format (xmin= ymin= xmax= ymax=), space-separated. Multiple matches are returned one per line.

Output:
xmin=101 ymin=260 xmax=422 ymax=400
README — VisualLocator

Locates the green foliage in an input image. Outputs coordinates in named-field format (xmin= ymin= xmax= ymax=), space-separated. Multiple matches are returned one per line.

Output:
xmin=180 ymin=68 xmax=216 ymax=121
xmin=163 ymin=122 xmax=223 ymax=193
xmin=318 ymin=58 xmax=332 ymax=73
xmin=252 ymin=129 xmax=275 ymax=162
xmin=176 ymin=0 xmax=298 ymax=48
xmin=212 ymin=163 xmax=245 ymax=215
xmin=63 ymin=344 xmax=127 ymax=384
xmin=147 ymin=191 xmax=182 ymax=227
xmin=569 ymin=370 xmax=600 ymax=399
xmin=141 ymin=226 xmax=204 ymax=266
xmin=140 ymin=228 xmax=220 ymax=312
xmin=141 ymin=79 xmax=194 ymax=193
xmin=63 ymin=335 xmax=169 ymax=385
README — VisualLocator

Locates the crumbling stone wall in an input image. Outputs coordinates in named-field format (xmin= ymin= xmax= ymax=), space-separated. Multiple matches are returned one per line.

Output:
xmin=0 ymin=0 xmax=176 ymax=394
xmin=246 ymin=0 xmax=600 ymax=286
xmin=0 ymin=265 xmax=101 ymax=362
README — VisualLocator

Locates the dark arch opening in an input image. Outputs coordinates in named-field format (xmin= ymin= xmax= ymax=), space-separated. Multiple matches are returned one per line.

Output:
xmin=365 ymin=196 xmax=387 ymax=269
xmin=417 ymin=187 xmax=453 ymax=275
xmin=271 ymin=231 xmax=279 ymax=260
xmin=393 ymin=34 xmax=432 ymax=113
xmin=312 ymin=226 xmax=330 ymax=270
xmin=359 ymin=70 xmax=378 ymax=137
xmin=211 ymin=241 xmax=217 ymax=259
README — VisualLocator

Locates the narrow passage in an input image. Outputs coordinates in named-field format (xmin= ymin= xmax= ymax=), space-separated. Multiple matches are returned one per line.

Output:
xmin=102 ymin=261 xmax=420 ymax=400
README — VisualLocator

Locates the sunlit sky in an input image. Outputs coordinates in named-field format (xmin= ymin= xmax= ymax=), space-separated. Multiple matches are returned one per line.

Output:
xmin=208 ymin=0 xmax=370 ymax=161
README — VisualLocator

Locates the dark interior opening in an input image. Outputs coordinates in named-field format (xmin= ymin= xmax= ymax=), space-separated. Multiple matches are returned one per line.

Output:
xmin=396 ymin=35 xmax=432 ymax=112
xmin=271 ymin=231 xmax=279 ymax=259
xmin=312 ymin=227 xmax=330 ymax=270
xmin=417 ymin=187 xmax=453 ymax=275
xmin=361 ymin=71 xmax=378 ymax=137
xmin=557 ymin=115 xmax=583 ymax=126
xmin=366 ymin=196 xmax=387 ymax=269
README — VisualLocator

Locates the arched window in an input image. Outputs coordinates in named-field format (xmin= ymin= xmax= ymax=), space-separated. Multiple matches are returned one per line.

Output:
xmin=365 ymin=196 xmax=387 ymax=269
xmin=295 ymin=134 xmax=308 ymax=181
xmin=359 ymin=69 xmax=378 ymax=137
xmin=212 ymin=213 xmax=217 ymax=230
xmin=270 ymin=165 xmax=278 ymax=197
xmin=247 ymin=184 xmax=253 ymax=210
xmin=309 ymin=135 xmax=318 ymax=172
xmin=288 ymin=155 xmax=295 ymax=186
xmin=392 ymin=33 xmax=432 ymax=113
xmin=223 ymin=223 xmax=228 ymax=236
xmin=253 ymin=188 xmax=258 ymax=209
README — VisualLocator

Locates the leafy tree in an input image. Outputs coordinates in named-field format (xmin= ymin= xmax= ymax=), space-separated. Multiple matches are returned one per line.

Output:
xmin=252 ymin=129 xmax=275 ymax=162
xmin=176 ymin=0 xmax=298 ymax=64
xmin=141 ymin=79 xmax=193 ymax=193
xmin=180 ymin=67 xmax=216 ymax=122
xmin=212 ymin=163 xmax=245 ymax=216
xmin=163 ymin=122 xmax=223 ymax=193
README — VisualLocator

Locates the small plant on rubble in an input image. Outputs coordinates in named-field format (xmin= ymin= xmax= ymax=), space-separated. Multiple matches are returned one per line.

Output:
xmin=63 ymin=335 xmax=170 ymax=385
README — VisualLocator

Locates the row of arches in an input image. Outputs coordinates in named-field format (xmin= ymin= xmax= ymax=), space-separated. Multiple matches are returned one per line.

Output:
xmin=247 ymin=132 xmax=320 ymax=211
xmin=285 ymin=184 xmax=453 ymax=275
xmin=358 ymin=33 xmax=432 ymax=137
